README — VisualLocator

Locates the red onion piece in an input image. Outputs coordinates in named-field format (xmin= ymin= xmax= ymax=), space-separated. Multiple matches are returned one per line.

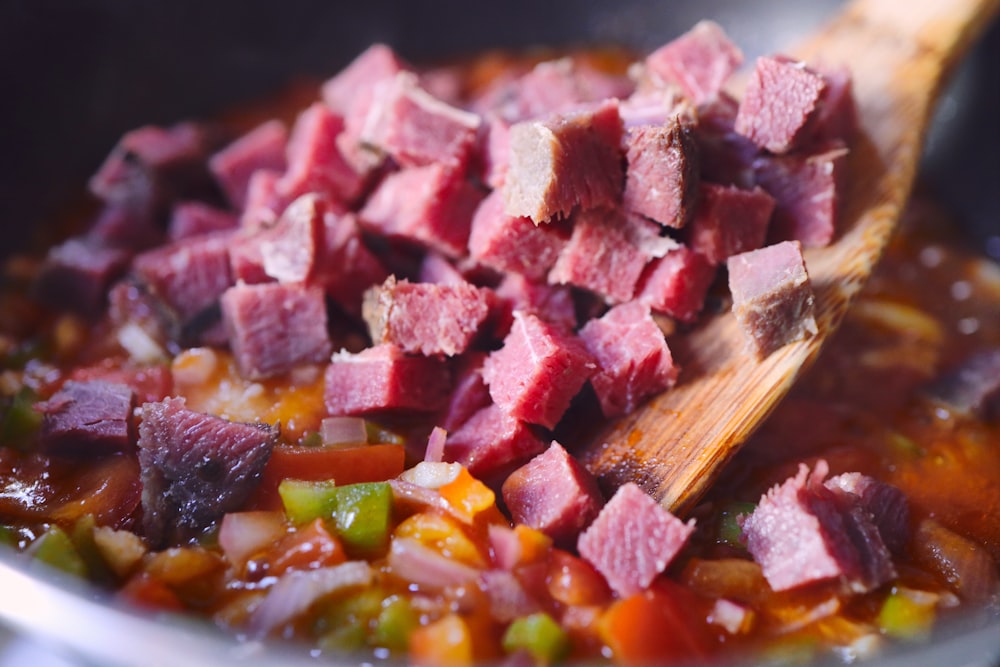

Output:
xmin=218 ymin=511 xmax=286 ymax=567
xmin=388 ymin=537 xmax=481 ymax=590
xmin=320 ymin=416 xmax=368 ymax=446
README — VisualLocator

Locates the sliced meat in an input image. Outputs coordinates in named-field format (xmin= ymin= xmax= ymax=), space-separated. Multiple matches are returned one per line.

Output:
xmin=686 ymin=183 xmax=775 ymax=265
xmin=137 ymin=397 xmax=276 ymax=547
xmin=825 ymin=472 xmax=910 ymax=554
xmin=33 ymin=237 xmax=131 ymax=318
xmin=481 ymin=311 xmax=596 ymax=430
xmin=501 ymin=442 xmax=604 ymax=546
xmin=727 ymin=240 xmax=817 ymax=359
xmin=734 ymin=56 xmax=828 ymax=154
xmin=362 ymin=276 xmax=492 ymax=357
xmin=36 ymin=380 xmax=137 ymax=456
xmin=220 ymin=282 xmax=332 ymax=380
xmin=502 ymin=100 xmax=624 ymax=224
xmin=167 ymin=202 xmax=238 ymax=241
xmin=622 ymin=118 xmax=700 ymax=229
xmin=324 ymin=343 xmax=451 ymax=416
xmin=442 ymin=404 xmax=548 ymax=482
xmin=635 ymin=245 xmax=716 ymax=323
xmin=643 ymin=20 xmax=743 ymax=105
xmin=208 ymin=120 xmax=288 ymax=209
xmin=577 ymin=483 xmax=695 ymax=598
xmin=579 ymin=301 xmax=679 ymax=418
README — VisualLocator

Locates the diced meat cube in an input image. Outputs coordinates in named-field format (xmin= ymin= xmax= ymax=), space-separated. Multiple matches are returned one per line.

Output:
xmin=812 ymin=66 xmax=859 ymax=144
xmin=324 ymin=343 xmax=451 ymax=416
xmin=619 ymin=88 xmax=693 ymax=129
xmin=644 ymin=21 xmax=743 ymax=105
xmin=578 ymin=483 xmax=695 ymax=597
xmin=579 ymin=301 xmax=678 ymax=418
xmin=623 ymin=118 xmax=700 ymax=228
xmin=220 ymin=282 xmax=332 ymax=380
xmin=635 ymin=245 xmax=716 ymax=323
xmin=258 ymin=194 xmax=327 ymax=284
xmin=167 ymin=202 xmax=238 ymax=241
xmin=418 ymin=252 xmax=467 ymax=286
xmin=481 ymin=311 xmax=596 ymax=429
xmin=503 ymin=100 xmax=624 ymax=224
xmin=68 ymin=362 xmax=173 ymax=405
xmin=442 ymin=404 xmax=548 ymax=481
xmin=33 ymin=237 xmax=131 ymax=317
xmin=468 ymin=190 xmax=570 ymax=282
xmin=727 ymin=240 xmax=817 ymax=358
xmin=359 ymin=163 xmax=484 ymax=258
xmin=755 ymin=144 xmax=847 ymax=248
xmin=735 ymin=56 xmax=828 ymax=154
xmin=926 ymin=348 xmax=1000 ymax=419
xmin=502 ymin=442 xmax=604 ymax=546
xmin=438 ymin=353 xmax=492 ymax=432
xmin=482 ymin=116 xmax=512 ymax=188
xmin=137 ymin=397 xmax=277 ymax=547
xmin=686 ymin=183 xmax=775 ymax=265
xmin=318 ymin=213 xmax=388 ymax=316
xmin=87 ymin=202 xmax=163 ymax=251
xmin=548 ymin=207 xmax=650 ymax=305
xmin=277 ymin=103 xmax=367 ymax=206
xmin=693 ymin=95 xmax=760 ymax=188
xmin=362 ymin=276 xmax=492 ymax=356
xmin=240 ymin=169 xmax=285 ymax=232
xmin=359 ymin=71 xmax=481 ymax=169
xmin=228 ymin=230 xmax=271 ymax=285
xmin=321 ymin=43 xmax=408 ymax=115
xmin=35 ymin=380 xmax=136 ymax=456
xmin=493 ymin=273 xmax=578 ymax=333
xmin=741 ymin=461 xmax=896 ymax=593
xmin=479 ymin=569 xmax=543 ymax=623
xmin=208 ymin=120 xmax=288 ymax=208
xmin=825 ymin=473 xmax=910 ymax=554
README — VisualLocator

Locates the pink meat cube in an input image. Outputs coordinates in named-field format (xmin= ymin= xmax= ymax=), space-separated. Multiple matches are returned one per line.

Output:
xmin=502 ymin=100 xmax=624 ymax=223
xmin=209 ymin=120 xmax=288 ymax=208
xmin=323 ymin=343 xmax=451 ymax=416
xmin=34 ymin=237 xmax=131 ymax=317
xmin=437 ymin=352 xmax=492 ymax=432
xmin=727 ymin=240 xmax=817 ymax=359
xmin=321 ymin=43 xmax=408 ymax=115
xmin=482 ymin=116 xmax=512 ymax=188
xmin=734 ymin=56 xmax=828 ymax=154
xmin=578 ymin=483 xmax=695 ymax=597
xmin=502 ymin=442 xmax=604 ymax=546
xmin=635 ymin=245 xmax=716 ymax=323
xmin=167 ymin=202 xmax=238 ymax=241
xmin=417 ymin=252 xmax=467 ymax=286
xmin=239 ymin=169 xmax=285 ymax=232
xmin=442 ymin=404 xmax=548 ymax=481
xmin=579 ymin=301 xmax=679 ymax=418
xmin=812 ymin=66 xmax=859 ymax=144
xmin=493 ymin=273 xmax=578 ymax=334
xmin=686 ymin=183 xmax=775 ymax=265
xmin=644 ymin=21 xmax=743 ymax=105
xmin=623 ymin=118 xmax=700 ymax=228
xmin=481 ymin=311 xmax=596 ymax=429
xmin=228 ymin=230 xmax=271 ymax=285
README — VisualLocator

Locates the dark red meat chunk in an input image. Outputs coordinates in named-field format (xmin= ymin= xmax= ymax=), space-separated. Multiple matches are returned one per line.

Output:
xmin=442 ymin=404 xmax=547 ymax=482
xmin=209 ymin=120 xmax=288 ymax=209
xmin=635 ymin=245 xmax=716 ymax=323
xmin=925 ymin=347 xmax=1000 ymax=419
xmin=577 ymin=483 xmax=695 ymax=597
xmin=437 ymin=353 xmax=492 ymax=432
xmin=240 ymin=169 xmax=286 ymax=232
xmin=622 ymin=118 xmax=700 ymax=229
xmin=33 ymin=237 xmax=131 ymax=318
xmin=825 ymin=472 xmax=910 ymax=555
xmin=734 ymin=56 xmax=828 ymax=154
xmin=137 ymin=397 xmax=276 ymax=547
xmin=643 ymin=20 xmax=743 ymax=105
xmin=167 ymin=202 xmax=237 ymax=241
xmin=35 ymin=380 xmax=137 ymax=456
xmin=493 ymin=274 xmax=578 ymax=334
xmin=685 ymin=183 xmax=775 ymax=265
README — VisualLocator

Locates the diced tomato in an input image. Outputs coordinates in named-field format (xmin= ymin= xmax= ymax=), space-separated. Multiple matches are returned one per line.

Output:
xmin=547 ymin=550 xmax=612 ymax=607
xmin=249 ymin=443 xmax=405 ymax=510
xmin=267 ymin=518 xmax=347 ymax=576
xmin=118 ymin=572 xmax=185 ymax=612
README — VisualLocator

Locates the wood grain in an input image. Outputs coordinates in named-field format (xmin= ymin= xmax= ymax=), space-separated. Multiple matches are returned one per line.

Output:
xmin=578 ymin=0 xmax=1000 ymax=515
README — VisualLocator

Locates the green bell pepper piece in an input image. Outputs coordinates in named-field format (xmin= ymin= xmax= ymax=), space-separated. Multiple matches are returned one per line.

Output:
xmin=278 ymin=479 xmax=339 ymax=525
xmin=502 ymin=612 xmax=571 ymax=664
xmin=373 ymin=595 xmax=419 ymax=652
xmin=330 ymin=482 xmax=393 ymax=554
xmin=29 ymin=526 xmax=88 ymax=578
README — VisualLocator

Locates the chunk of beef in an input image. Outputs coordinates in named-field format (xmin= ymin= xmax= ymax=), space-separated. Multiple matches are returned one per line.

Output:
xmin=812 ymin=66 xmax=859 ymax=144
xmin=577 ymin=483 xmax=695 ymax=597
xmin=220 ymin=282 xmax=332 ymax=380
xmin=734 ymin=56 xmax=828 ymax=154
xmin=240 ymin=169 xmax=285 ymax=232
xmin=481 ymin=311 xmax=596 ymax=429
xmin=418 ymin=252 xmax=467 ymax=286
xmin=548 ymin=207 xmax=650 ymax=305
xmin=468 ymin=190 xmax=570 ymax=282
xmin=643 ymin=21 xmax=743 ymax=105
xmin=437 ymin=352 xmax=492 ymax=432
xmin=324 ymin=343 xmax=451 ymax=416
xmin=686 ymin=183 xmax=775 ymax=265
xmin=493 ymin=273 xmax=578 ymax=334
xmin=137 ymin=397 xmax=276 ymax=547
xmin=623 ymin=118 xmax=700 ymax=229
xmin=228 ymin=230 xmax=272 ymax=285
xmin=579 ymin=301 xmax=679 ymax=418
xmin=925 ymin=348 xmax=1000 ymax=419
xmin=825 ymin=472 xmax=910 ymax=554
xmin=322 ymin=43 xmax=408 ymax=115
xmin=167 ymin=202 xmax=237 ymax=241
xmin=33 ymin=237 xmax=131 ymax=318
xmin=68 ymin=362 xmax=173 ymax=405
xmin=482 ymin=116 xmax=513 ymax=188
xmin=442 ymin=404 xmax=547 ymax=482
xmin=741 ymin=461 xmax=896 ymax=593
xmin=362 ymin=276 xmax=491 ymax=357
xmin=35 ymin=380 xmax=137 ymax=456
xmin=208 ymin=120 xmax=288 ymax=208
xmin=503 ymin=100 xmax=624 ymax=224
xmin=359 ymin=163 xmax=485 ymax=258
xmin=693 ymin=94 xmax=760 ymax=188
xmin=619 ymin=88 xmax=693 ymax=129
xmin=88 ymin=202 xmax=163 ymax=252
xmin=502 ymin=442 xmax=604 ymax=546
xmin=635 ymin=245 xmax=716 ymax=323
xmin=755 ymin=144 xmax=848 ymax=248
xmin=727 ymin=240 xmax=817 ymax=359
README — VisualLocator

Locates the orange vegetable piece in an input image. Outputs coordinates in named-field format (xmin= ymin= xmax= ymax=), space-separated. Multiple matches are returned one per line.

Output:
xmin=410 ymin=614 xmax=474 ymax=666
xmin=118 ymin=572 xmax=184 ymax=612
xmin=394 ymin=512 xmax=487 ymax=567
xmin=267 ymin=517 xmax=347 ymax=576
xmin=547 ymin=550 xmax=612 ymax=607
xmin=439 ymin=467 xmax=495 ymax=523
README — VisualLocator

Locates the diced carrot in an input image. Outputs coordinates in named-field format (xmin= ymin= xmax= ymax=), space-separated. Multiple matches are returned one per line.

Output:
xmin=439 ymin=468 xmax=495 ymax=523
xmin=394 ymin=512 xmax=487 ymax=567
xmin=267 ymin=518 xmax=347 ymax=576
xmin=250 ymin=443 xmax=405 ymax=510
xmin=514 ymin=525 xmax=552 ymax=565
xmin=118 ymin=572 xmax=185 ymax=612
xmin=410 ymin=614 xmax=474 ymax=666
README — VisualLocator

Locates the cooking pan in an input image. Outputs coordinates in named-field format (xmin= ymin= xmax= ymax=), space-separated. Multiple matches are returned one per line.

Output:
xmin=0 ymin=0 xmax=998 ymax=665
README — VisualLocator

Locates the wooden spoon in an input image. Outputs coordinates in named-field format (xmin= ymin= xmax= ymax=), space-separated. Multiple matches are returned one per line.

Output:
xmin=578 ymin=0 xmax=1000 ymax=515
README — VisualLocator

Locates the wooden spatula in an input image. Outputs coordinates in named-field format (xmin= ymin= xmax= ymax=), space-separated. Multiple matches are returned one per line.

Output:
xmin=578 ymin=0 xmax=1000 ymax=515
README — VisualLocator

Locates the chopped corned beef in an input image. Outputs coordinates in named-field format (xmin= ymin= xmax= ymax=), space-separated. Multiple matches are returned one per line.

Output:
xmin=361 ymin=276 xmax=491 ymax=356
xmin=493 ymin=273 xmax=578 ymax=334
xmin=167 ymin=202 xmax=238 ymax=241
xmin=734 ymin=56 xmax=828 ymax=154
xmin=137 ymin=397 xmax=276 ymax=547
xmin=812 ymin=66 xmax=859 ymax=144
xmin=208 ymin=120 xmax=288 ymax=209
xmin=88 ymin=202 xmax=163 ymax=252
xmin=727 ymin=240 xmax=817 ymax=358
xmin=579 ymin=301 xmax=678 ymax=418
xmin=68 ymin=362 xmax=173 ymax=405
xmin=479 ymin=569 xmax=543 ymax=623
xmin=622 ymin=118 xmax=700 ymax=229
xmin=686 ymin=183 xmax=775 ymax=265
xmin=442 ymin=404 xmax=548 ymax=481
xmin=227 ymin=230 xmax=272 ymax=285
xmin=322 ymin=44 xmax=408 ymax=115
xmin=437 ymin=352 xmax=492 ymax=432
xmin=578 ymin=483 xmax=695 ymax=597
xmin=643 ymin=20 xmax=743 ymax=105
xmin=482 ymin=116 xmax=513 ymax=189
xmin=481 ymin=311 xmax=596 ymax=430
xmin=635 ymin=245 xmax=716 ymax=323
xmin=502 ymin=100 xmax=624 ymax=224
xmin=239 ymin=169 xmax=285 ymax=232
xmin=502 ymin=442 xmax=604 ymax=546
xmin=825 ymin=472 xmax=910 ymax=554
xmin=35 ymin=380 xmax=137 ymax=456
xmin=755 ymin=143 xmax=847 ymax=247
xmin=220 ymin=282 xmax=332 ymax=379
xmin=258 ymin=194 xmax=327 ymax=284
xmin=417 ymin=252 xmax=467 ymax=286
xmin=34 ymin=237 xmax=131 ymax=318
xmin=324 ymin=343 xmax=451 ymax=416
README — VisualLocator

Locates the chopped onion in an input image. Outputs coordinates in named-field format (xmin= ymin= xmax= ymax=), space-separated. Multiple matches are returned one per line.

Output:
xmin=399 ymin=461 xmax=462 ymax=489
xmin=480 ymin=569 xmax=541 ymax=622
xmin=319 ymin=416 xmax=368 ymax=446
xmin=424 ymin=426 xmax=447 ymax=462
xmin=116 ymin=323 xmax=167 ymax=364
xmin=388 ymin=537 xmax=480 ymax=590
xmin=218 ymin=511 xmax=286 ymax=568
